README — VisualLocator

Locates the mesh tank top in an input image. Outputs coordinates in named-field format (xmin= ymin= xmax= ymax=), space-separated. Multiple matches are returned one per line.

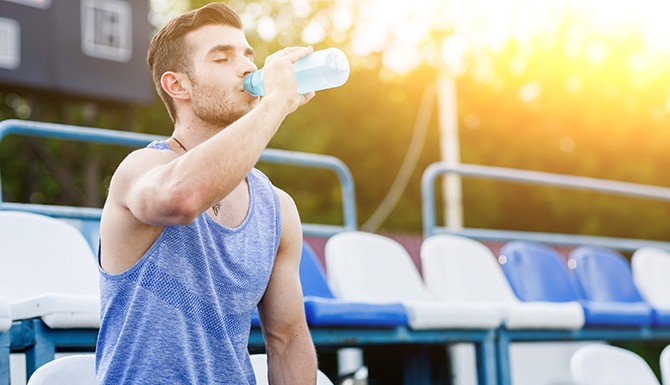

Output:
xmin=96 ymin=140 xmax=281 ymax=384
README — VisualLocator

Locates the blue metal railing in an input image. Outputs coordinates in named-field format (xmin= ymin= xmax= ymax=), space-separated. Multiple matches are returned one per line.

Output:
xmin=422 ymin=162 xmax=670 ymax=251
xmin=0 ymin=119 xmax=357 ymax=247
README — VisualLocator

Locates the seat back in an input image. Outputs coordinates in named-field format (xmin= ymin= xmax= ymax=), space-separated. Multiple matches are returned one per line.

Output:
xmin=0 ymin=297 xmax=10 ymax=332
xmin=250 ymin=354 xmax=334 ymax=385
xmin=569 ymin=246 xmax=645 ymax=303
xmin=0 ymin=211 xmax=98 ymax=300
xmin=570 ymin=344 xmax=660 ymax=385
xmin=325 ymin=231 xmax=432 ymax=302
xmin=299 ymin=242 xmax=335 ymax=299
xmin=632 ymin=247 xmax=670 ymax=309
xmin=27 ymin=354 xmax=96 ymax=385
xmin=660 ymin=343 xmax=670 ymax=385
xmin=421 ymin=234 xmax=517 ymax=302
xmin=499 ymin=241 xmax=580 ymax=302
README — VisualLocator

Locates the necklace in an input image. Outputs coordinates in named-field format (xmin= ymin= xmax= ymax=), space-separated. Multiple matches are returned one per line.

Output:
xmin=171 ymin=136 xmax=188 ymax=152
xmin=170 ymin=136 xmax=222 ymax=216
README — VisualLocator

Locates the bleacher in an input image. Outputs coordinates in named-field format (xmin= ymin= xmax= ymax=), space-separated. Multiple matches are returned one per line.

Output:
xmin=3 ymin=119 xmax=670 ymax=385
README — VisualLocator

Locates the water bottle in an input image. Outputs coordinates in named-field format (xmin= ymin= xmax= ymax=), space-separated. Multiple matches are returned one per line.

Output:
xmin=243 ymin=48 xmax=350 ymax=96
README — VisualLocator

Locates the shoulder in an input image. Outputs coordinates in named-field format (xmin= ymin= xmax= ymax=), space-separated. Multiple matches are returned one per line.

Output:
xmin=273 ymin=187 xmax=299 ymax=220
xmin=273 ymin=186 xmax=302 ymax=255
xmin=111 ymin=147 xmax=178 ymax=187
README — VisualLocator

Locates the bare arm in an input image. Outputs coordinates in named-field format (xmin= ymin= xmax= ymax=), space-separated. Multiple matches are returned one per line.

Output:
xmin=258 ymin=189 xmax=317 ymax=385
xmin=100 ymin=46 xmax=315 ymax=273
xmin=124 ymin=46 xmax=315 ymax=226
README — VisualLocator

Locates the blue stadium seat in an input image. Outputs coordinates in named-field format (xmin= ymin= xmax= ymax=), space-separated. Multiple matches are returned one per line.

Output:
xmin=569 ymin=246 xmax=655 ymax=327
xmin=251 ymin=242 xmax=408 ymax=327
xmin=500 ymin=241 xmax=653 ymax=327
xmin=300 ymin=242 xmax=407 ymax=327
xmin=422 ymin=234 xmax=584 ymax=330
xmin=499 ymin=241 xmax=582 ymax=303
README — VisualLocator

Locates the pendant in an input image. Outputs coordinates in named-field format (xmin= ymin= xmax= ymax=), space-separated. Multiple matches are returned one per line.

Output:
xmin=212 ymin=202 xmax=222 ymax=216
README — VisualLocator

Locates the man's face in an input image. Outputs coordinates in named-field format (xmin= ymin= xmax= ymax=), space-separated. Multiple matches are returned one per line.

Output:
xmin=183 ymin=24 xmax=259 ymax=127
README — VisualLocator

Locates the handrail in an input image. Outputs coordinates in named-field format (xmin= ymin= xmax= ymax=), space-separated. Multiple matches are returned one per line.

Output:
xmin=421 ymin=162 xmax=670 ymax=251
xmin=0 ymin=119 xmax=357 ymax=241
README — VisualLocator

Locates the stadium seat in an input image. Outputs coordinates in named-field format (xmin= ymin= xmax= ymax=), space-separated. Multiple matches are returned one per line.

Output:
xmin=500 ymin=240 xmax=654 ymax=327
xmin=422 ymin=235 xmax=590 ymax=385
xmin=250 ymin=354 xmax=334 ymax=385
xmin=251 ymin=242 xmax=408 ymax=382
xmin=499 ymin=241 xmax=581 ymax=304
xmin=660 ymin=343 xmax=670 ymax=385
xmin=325 ymin=231 xmax=501 ymax=330
xmin=251 ymin=242 xmax=408 ymax=327
xmin=300 ymin=242 xmax=407 ymax=327
xmin=0 ymin=298 xmax=9 ymax=333
xmin=0 ymin=297 xmax=10 ymax=385
xmin=569 ymin=344 xmax=660 ymax=385
xmin=421 ymin=234 xmax=584 ymax=330
xmin=569 ymin=246 xmax=655 ymax=327
xmin=632 ymin=247 xmax=670 ymax=326
xmin=0 ymin=211 xmax=99 ymax=376
xmin=26 ymin=354 xmax=96 ymax=385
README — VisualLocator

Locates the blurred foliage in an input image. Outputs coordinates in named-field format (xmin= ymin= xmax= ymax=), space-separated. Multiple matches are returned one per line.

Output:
xmin=448 ymin=15 xmax=670 ymax=241
xmin=2 ymin=0 xmax=670 ymax=241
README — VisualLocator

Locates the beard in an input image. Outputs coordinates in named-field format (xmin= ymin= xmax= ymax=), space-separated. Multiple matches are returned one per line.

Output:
xmin=189 ymin=75 xmax=255 ymax=128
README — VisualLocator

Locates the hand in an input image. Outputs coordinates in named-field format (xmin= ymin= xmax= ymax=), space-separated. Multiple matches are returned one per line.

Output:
xmin=261 ymin=46 xmax=315 ymax=111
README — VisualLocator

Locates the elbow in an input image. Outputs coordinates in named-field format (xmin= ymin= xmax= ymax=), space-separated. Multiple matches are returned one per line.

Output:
xmin=142 ymin=185 xmax=204 ymax=226
xmin=167 ymin=189 xmax=204 ymax=225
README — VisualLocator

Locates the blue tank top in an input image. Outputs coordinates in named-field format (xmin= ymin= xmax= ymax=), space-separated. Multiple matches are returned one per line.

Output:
xmin=97 ymin=141 xmax=281 ymax=384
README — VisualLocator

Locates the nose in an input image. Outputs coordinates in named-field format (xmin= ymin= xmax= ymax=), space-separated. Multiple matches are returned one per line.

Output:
xmin=241 ymin=57 xmax=258 ymax=77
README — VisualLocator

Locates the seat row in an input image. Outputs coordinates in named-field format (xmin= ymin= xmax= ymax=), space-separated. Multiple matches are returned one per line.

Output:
xmin=317 ymin=231 xmax=670 ymax=332
xmin=23 ymin=353 xmax=334 ymax=385
xmin=22 ymin=342 xmax=670 ymax=385
xmin=570 ymin=342 xmax=670 ymax=385
xmin=4 ymin=209 xmax=670 ymax=385
xmin=272 ymin=230 xmax=670 ymax=385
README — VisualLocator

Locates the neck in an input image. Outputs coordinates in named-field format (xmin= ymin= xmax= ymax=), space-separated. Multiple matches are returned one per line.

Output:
xmin=171 ymin=136 xmax=188 ymax=152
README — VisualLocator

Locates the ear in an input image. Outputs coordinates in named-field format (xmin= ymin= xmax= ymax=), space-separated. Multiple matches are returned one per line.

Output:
xmin=160 ymin=71 xmax=191 ymax=101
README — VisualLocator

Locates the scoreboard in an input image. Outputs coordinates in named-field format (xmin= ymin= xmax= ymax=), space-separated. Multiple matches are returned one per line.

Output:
xmin=0 ymin=0 xmax=153 ymax=103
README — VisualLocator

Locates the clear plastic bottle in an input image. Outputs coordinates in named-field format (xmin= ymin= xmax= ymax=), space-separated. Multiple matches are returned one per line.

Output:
xmin=243 ymin=48 xmax=350 ymax=96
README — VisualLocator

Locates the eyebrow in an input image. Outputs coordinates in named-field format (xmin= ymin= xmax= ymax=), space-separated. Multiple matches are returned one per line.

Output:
xmin=206 ymin=44 xmax=255 ymax=59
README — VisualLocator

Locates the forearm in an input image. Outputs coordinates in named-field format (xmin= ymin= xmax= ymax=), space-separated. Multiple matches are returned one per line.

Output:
xmin=129 ymin=95 xmax=294 ymax=225
xmin=166 ymin=96 xmax=290 ymax=208
xmin=266 ymin=329 xmax=317 ymax=385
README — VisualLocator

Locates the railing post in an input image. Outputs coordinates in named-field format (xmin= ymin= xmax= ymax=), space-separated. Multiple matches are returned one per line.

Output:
xmin=437 ymin=73 xmax=464 ymax=232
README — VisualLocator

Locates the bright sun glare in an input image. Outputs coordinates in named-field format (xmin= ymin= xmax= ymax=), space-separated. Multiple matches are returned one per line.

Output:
xmin=348 ymin=0 xmax=670 ymax=74
xmin=150 ymin=0 xmax=670 ymax=78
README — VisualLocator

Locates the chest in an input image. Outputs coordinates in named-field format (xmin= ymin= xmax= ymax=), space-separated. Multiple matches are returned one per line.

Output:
xmin=209 ymin=180 xmax=250 ymax=229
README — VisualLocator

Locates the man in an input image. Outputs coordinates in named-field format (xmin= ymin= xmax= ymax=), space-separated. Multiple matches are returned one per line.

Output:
xmin=95 ymin=2 xmax=317 ymax=384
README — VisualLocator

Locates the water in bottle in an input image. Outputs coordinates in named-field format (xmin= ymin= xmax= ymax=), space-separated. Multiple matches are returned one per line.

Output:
xmin=243 ymin=48 xmax=350 ymax=96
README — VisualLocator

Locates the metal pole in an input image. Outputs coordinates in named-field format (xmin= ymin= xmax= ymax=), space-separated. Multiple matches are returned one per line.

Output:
xmin=437 ymin=73 xmax=463 ymax=231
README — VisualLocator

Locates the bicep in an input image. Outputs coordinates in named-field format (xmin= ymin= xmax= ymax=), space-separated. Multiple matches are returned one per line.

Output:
xmin=257 ymin=190 xmax=306 ymax=335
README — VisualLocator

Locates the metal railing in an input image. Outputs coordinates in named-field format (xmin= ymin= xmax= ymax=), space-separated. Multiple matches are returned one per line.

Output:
xmin=0 ymin=119 xmax=357 ymax=248
xmin=422 ymin=162 xmax=670 ymax=251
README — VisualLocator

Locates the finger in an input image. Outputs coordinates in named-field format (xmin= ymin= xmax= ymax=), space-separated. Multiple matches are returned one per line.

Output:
xmin=299 ymin=91 xmax=316 ymax=105
xmin=265 ymin=46 xmax=313 ymax=64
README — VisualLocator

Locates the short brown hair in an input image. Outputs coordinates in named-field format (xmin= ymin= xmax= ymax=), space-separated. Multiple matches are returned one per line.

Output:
xmin=147 ymin=2 xmax=243 ymax=123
